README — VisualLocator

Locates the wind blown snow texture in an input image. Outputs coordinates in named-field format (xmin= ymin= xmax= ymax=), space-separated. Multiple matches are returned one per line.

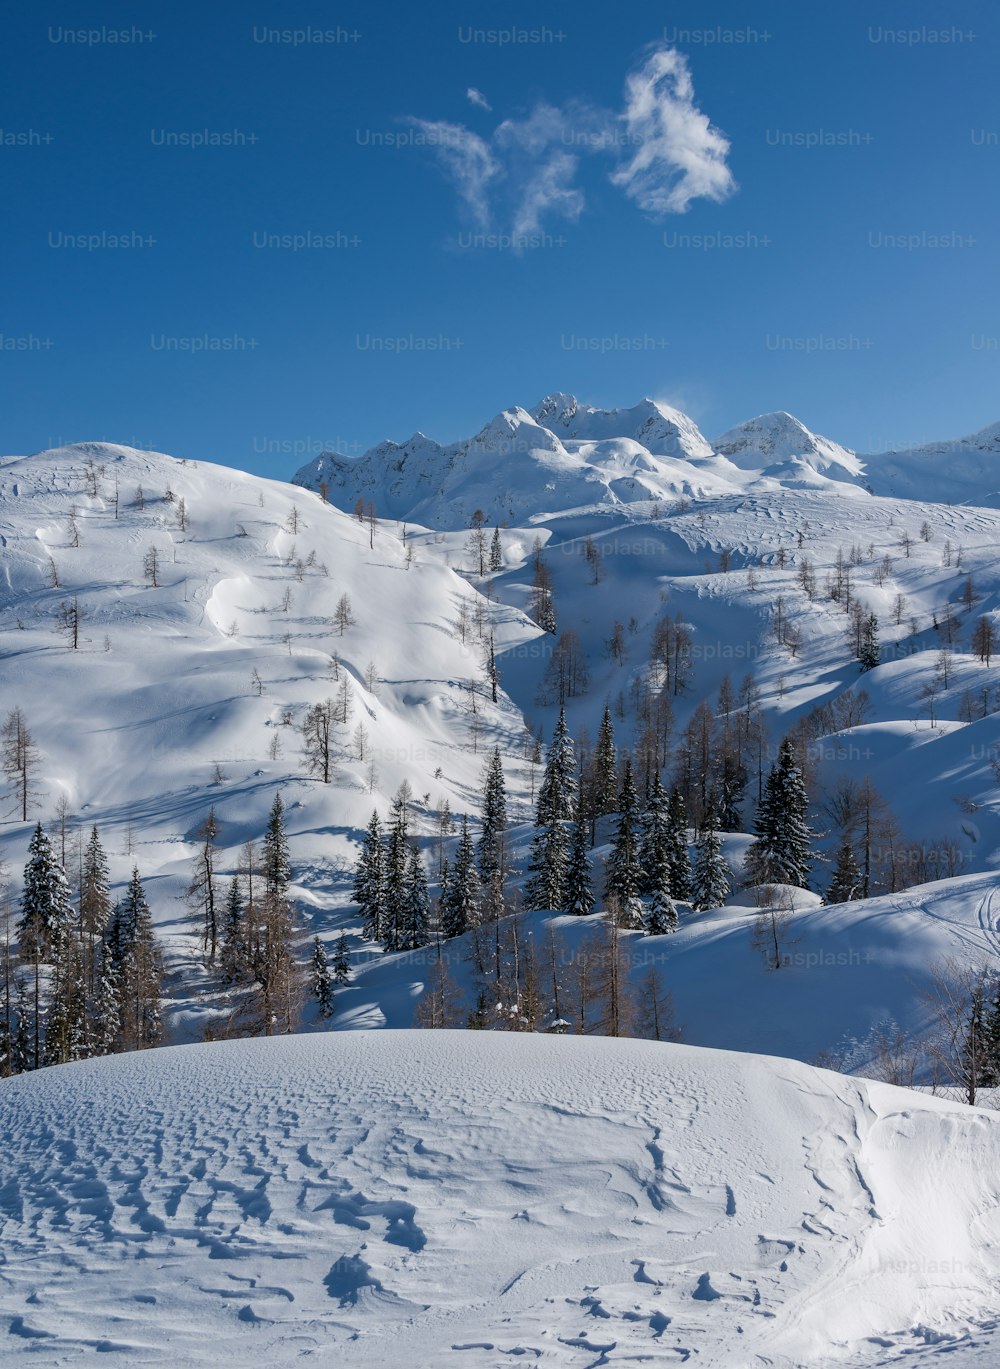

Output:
xmin=2 ymin=1031 xmax=1000 ymax=1367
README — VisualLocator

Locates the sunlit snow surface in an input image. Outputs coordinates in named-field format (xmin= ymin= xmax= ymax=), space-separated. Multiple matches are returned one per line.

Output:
xmin=1 ymin=1031 xmax=1000 ymax=1367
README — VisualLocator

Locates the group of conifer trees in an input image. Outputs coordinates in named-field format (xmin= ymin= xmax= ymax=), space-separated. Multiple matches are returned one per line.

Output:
xmin=1 ymin=823 xmax=162 ymax=1076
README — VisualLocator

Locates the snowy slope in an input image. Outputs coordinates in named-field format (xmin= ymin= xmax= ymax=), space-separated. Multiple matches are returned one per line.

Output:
xmin=863 ymin=421 xmax=1000 ymax=507
xmin=2 ymin=1030 xmax=1000 ymax=1368
xmin=0 ymin=442 xmax=539 ymax=1036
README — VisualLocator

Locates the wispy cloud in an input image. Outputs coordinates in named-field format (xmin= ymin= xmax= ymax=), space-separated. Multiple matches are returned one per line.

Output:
xmin=466 ymin=87 xmax=492 ymax=112
xmin=611 ymin=46 xmax=736 ymax=214
xmin=405 ymin=119 xmax=501 ymax=231
xmin=408 ymin=44 xmax=736 ymax=243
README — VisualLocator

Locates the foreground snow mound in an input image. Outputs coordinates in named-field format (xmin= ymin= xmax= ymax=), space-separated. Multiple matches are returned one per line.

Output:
xmin=1 ymin=1032 xmax=999 ymax=1367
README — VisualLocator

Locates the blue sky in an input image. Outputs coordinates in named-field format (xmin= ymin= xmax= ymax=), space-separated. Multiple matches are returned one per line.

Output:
xmin=1 ymin=0 xmax=997 ymax=475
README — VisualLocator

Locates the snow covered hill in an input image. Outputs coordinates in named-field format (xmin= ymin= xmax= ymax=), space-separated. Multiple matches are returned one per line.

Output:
xmin=0 ymin=442 xmax=538 ymax=1036
xmin=2 ymin=1029 xmax=999 ymax=1368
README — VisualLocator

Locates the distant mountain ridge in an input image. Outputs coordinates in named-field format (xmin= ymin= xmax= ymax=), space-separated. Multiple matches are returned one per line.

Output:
xmin=294 ymin=394 xmax=1000 ymax=525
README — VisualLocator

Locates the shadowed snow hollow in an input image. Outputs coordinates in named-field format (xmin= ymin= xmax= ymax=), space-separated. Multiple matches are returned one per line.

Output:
xmin=1 ymin=1031 xmax=999 ymax=1367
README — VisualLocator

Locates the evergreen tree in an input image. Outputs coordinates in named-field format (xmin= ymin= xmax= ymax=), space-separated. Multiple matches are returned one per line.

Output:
xmin=382 ymin=788 xmax=412 ymax=952
xmin=443 ymin=816 xmax=479 ymax=937
xmin=859 ymin=612 xmax=880 ymax=672
xmin=691 ymin=802 xmax=732 ymax=911
xmin=604 ymin=759 xmax=644 ymax=927
xmin=525 ymin=817 xmax=569 ymax=912
xmin=94 ymin=948 xmax=121 ymax=1054
xmin=477 ymin=747 xmax=507 ymax=888
xmin=646 ymin=885 xmax=678 ymax=936
xmin=489 ymin=525 xmax=503 ymax=573
xmin=263 ymin=792 xmax=291 ymax=897
xmin=535 ymin=708 xmax=577 ymax=824
xmin=11 ymin=975 xmax=32 ymax=1073
xmin=114 ymin=867 xmax=163 ymax=1051
xmin=639 ymin=771 xmax=671 ymax=896
xmin=80 ymin=825 xmax=112 ymax=962
xmin=563 ymin=812 xmax=595 ymax=916
xmin=401 ymin=845 xmax=431 ymax=951
xmin=665 ymin=789 xmax=692 ymax=901
xmin=590 ymin=705 xmax=618 ymax=820
xmin=745 ymin=738 xmax=813 ymax=889
xmin=17 ymin=823 xmax=72 ymax=959
xmin=332 ymin=931 xmax=350 ymax=985
xmin=353 ymin=811 xmax=386 ymax=943
xmin=219 ymin=875 xmax=246 ymax=982
xmin=311 ymin=937 xmax=334 ymax=1016
xmin=827 ymin=838 xmax=862 ymax=904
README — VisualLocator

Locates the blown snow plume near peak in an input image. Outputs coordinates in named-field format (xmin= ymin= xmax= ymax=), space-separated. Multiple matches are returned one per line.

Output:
xmin=2 ymin=1030 xmax=1000 ymax=1367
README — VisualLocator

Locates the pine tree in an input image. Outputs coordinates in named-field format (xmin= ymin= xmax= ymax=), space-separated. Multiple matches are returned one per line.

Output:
xmin=489 ymin=525 xmax=503 ymax=573
xmin=604 ymin=759 xmax=644 ymax=928
xmin=563 ymin=812 xmax=595 ymax=916
xmin=401 ymin=846 xmax=431 ymax=951
xmin=827 ymin=838 xmax=862 ymax=904
xmin=665 ymin=789 xmax=692 ymax=901
xmin=17 ymin=823 xmax=72 ymax=960
xmin=691 ymin=803 xmax=732 ymax=911
xmin=332 ymin=931 xmax=350 ymax=984
xmin=536 ymin=708 xmax=577 ymax=824
xmin=80 ymin=825 xmax=112 ymax=953
xmin=745 ymin=738 xmax=813 ymax=889
xmin=263 ymin=792 xmax=291 ymax=898
xmin=353 ymin=811 xmax=387 ymax=943
xmin=311 ymin=937 xmax=334 ymax=1016
xmin=94 ymin=947 xmax=121 ymax=1054
xmin=442 ymin=817 xmax=479 ymax=938
xmin=590 ymin=705 xmax=618 ymax=820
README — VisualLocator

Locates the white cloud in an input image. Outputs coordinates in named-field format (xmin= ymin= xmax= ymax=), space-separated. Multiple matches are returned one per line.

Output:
xmin=466 ymin=87 xmax=492 ymax=112
xmin=611 ymin=46 xmax=736 ymax=214
xmin=410 ymin=46 xmax=735 ymax=241
xmin=405 ymin=118 xmax=501 ymax=230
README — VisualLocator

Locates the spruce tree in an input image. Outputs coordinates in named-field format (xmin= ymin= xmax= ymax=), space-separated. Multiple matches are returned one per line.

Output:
xmin=489 ymin=525 xmax=503 ymax=573
xmin=220 ymin=875 xmax=245 ymax=982
xmin=745 ymin=738 xmax=813 ymax=889
xmin=563 ymin=812 xmax=595 ymax=916
xmin=401 ymin=845 xmax=431 ymax=951
xmin=828 ymin=838 xmax=862 ymax=903
xmin=80 ymin=825 xmax=112 ymax=956
xmin=332 ymin=931 xmax=350 ymax=984
xmin=646 ymin=885 xmax=678 ymax=936
xmin=590 ymin=705 xmax=618 ymax=820
xmin=443 ymin=816 xmax=479 ymax=937
xmin=17 ymin=823 xmax=72 ymax=960
xmin=604 ymin=758 xmax=644 ymax=927
xmin=665 ymin=789 xmax=692 ymax=901
xmin=382 ymin=790 xmax=412 ymax=952
xmin=535 ymin=708 xmax=577 ymax=824
xmin=477 ymin=747 xmax=507 ymax=888
xmin=311 ymin=937 xmax=334 ymax=1016
xmin=858 ymin=612 xmax=880 ymax=672
xmin=525 ymin=817 xmax=569 ymax=912
xmin=353 ymin=811 xmax=387 ymax=943
xmin=639 ymin=772 xmax=671 ymax=896
xmin=691 ymin=803 xmax=732 ymax=911
xmin=263 ymin=792 xmax=291 ymax=897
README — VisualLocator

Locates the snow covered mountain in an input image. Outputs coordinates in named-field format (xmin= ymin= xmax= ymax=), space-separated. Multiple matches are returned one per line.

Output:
xmin=3 ymin=1029 xmax=1000 ymax=1368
